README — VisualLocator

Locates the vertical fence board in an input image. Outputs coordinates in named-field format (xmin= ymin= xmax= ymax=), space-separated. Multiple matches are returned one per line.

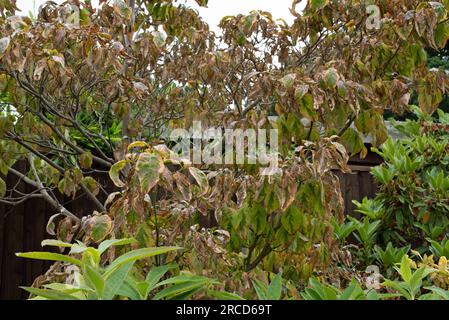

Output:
xmin=0 ymin=196 xmax=4 ymax=295
xmin=1 ymin=161 xmax=26 ymax=299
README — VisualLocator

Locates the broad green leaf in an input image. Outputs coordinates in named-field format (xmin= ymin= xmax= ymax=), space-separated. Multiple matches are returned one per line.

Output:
xmin=153 ymin=281 xmax=209 ymax=300
xmin=103 ymin=262 xmax=135 ymax=300
xmin=188 ymin=167 xmax=209 ymax=193
xmin=434 ymin=22 xmax=449 ymax=49
xmin=398 ymin=255 xmax=412 ymax=283
xmin=355 ymin=110 xmax=373 ymax=134
xmin=208 ymin=290 xmax=245 ymax=300
xmin=104 ymin=247 xmax=181 ymax=276
xmin=152 ymin=274 xmax=219 ymax=300
xmin=82 ymin=176 xmax=99 ymax=196
xmin=409 ymin=267 xmax=435 ymax=295
xmin=155 ymin=274 xmax=218 ymax=287
xmin=42 ymin=283 xmax=86 ymax=299
xmin=109 ymin=160 xmax=128 ymax=188
xmin=438 ymin=109 xmax=449 ymax=125
xmin=409 ymin=44 xmax=427 ymax=67
xmin=295 ymin=84 xmax=309 ymax=100
xmin=88 ymin=215 xmax=113 ymax=243
xmin=251 ymin=279 xmax=268 ymax=300
xmin=323 ymin=68 xmax=339 ymax=89
xmin=98 ymin=238 xmax=136 ymax=255
xmin=424 ymin=286 xmax=449 ymax=300
xmin=70 ymin=241 xmax=89 ymax=254
xmin=84 ymin=265 xmax=105 ymax=298
xmin=16 ymin=252 xmax=82 ymax=266
xmin=281 ymin=205 xmax=302 ymax=234
xmin=135 ymin=153 xmax=164 ymax=194
xmin=267 ymin=273 xmax=282 ymax=300
xmin=301 ymin=278 xmax=338 ymax=300
xmin=382 ymin=280 xmax=411 ymax=300
xmin=117 ymin=280 xmax=142 ymax=300
xmin=145 ymin=264 xmax=177 ymax=296
xmin=298 ymin=93 xmax=317 ymax=121
xmin=79 ymin=152 xmax=93 ymax=169
xmin=20 ymin=287 xmax=80 ymax=300
xmin=341 ymin=128 xmax=365 ymax=156
xmin=340 ymin=279 xmax=364 ymax=300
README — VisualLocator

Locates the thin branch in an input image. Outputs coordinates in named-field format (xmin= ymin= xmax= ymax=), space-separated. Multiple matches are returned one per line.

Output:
xmin=337 ymin=114 xmax=356 ymax=137
xmin=27 ymin=155 xmax=80 ymax=223
xmin=0 ymin=194 xmax=44 ymax=206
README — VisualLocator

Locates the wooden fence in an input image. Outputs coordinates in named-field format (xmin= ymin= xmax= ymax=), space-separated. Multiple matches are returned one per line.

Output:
xmin=0 ymin=151 xmax=382 ymax=300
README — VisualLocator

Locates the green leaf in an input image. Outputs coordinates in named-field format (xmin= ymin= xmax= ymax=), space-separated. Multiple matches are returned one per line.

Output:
xmin=117 ymin=279 xmax=142 ymax=300
xmin=188 ymin=167 xmax=209 ymax=193
xmin=438 ymin=109 xmax=449 ymax=125
xmin=145 ymin=264 xmax=177 ymax=297
xmin=281 ymin=205 xmax=302 ymax=234
xmin=434 ymin=22 xmax=449 ymax=49
xmin=70 ymin=241 xmax=89 ymax=254
xmin=339 ymin=279 xmax=364 ymax=300
xmin=109 ymin=160 xmax=128 ymax=188
xmin=79 ymin=8 xmax=91 ymax=25
xmin=16 ymin=252 xmax=82 ymax=266
xmin=424 ymin=286 xmax=449 ymax=300
xmin=398 ymin=255 xmax=412 ymax=283
xmin=409 ymin=44 xmax=427 ymax=67
xmin=310 ymin=0 xmax=329 ymax=11
xmin=79 ymin=152 xmax=93 ymax=169
xmin=409 ymin=267 xmax=435 ymax=295
xmin=135 ymin=153 xmax=164 ymax=194
xmin=156 ymin=274 xmax=218 ymax=287
xmin=153 ymin=275 xmax=216 ymax=300
xmin=103 ymin=261 xmax=135 ymax=300
xmin=298 ymin=93 xmax=317 ymax=121
xmin=382 ymin=280 xmax=411 ymax=300
xmin=295 ymin=84 xmax=309 ymax=100
xmin=280 ymin=73 xmax=296 ymax=89
xmin=323 ymin=68 xmax=339 ymax=89
xmin=341 ymin=128 xmax=365 ymax=156
xmin=208 ymin=290 xmax=245 ymax=300
xmin=98 ymin=238 xmax=136 ymax=255
xmin=20 ymin=287 xmax=80 ymax=300
xmin=153 ymin=282 xmax=206 ymax=300
xmin=128 ymin=141 xmax=149 ymax=151
xmin=267 ymin=273 xmax=282 ymax=300
xmin=89 ymin=215 xmax=113 ymax=243
xmin=251 ymin=279 xmax=268 ymax=300
xmin=41 ymin=239 xmax=73 ymax=248
xmin=82 ymin=176 xmax=99 ymax=196
xmin=301 ymin=278 xmax=339 ymax=300
xmin=355 ymin=110 xmax=373 ymax=134
xmin=249 ymin=204 xmax=267 ymax=234
xmin=104 ymin=247 xmax=181 ymax=276
xmin=84 ymin=265 xmax=105 ymax=298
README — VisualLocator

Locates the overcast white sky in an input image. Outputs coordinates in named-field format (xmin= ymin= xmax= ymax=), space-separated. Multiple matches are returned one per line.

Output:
xmin=17 ymin=0 xmax=297 ymax=28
